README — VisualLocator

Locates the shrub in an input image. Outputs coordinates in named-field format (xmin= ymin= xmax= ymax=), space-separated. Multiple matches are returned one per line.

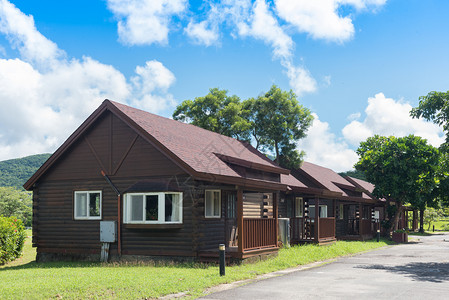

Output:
xmin=0 ymin=215 xmax=26 ymax=265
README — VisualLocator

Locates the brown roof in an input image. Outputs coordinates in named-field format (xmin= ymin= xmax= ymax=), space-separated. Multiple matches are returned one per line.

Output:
xmin=297 ymin=162 xmax=355 ymax=196
xmin=24 ymin=100 xmax=293 ymax=190
xmin=110 ymin=101 xmax=288 ymax=178
xmin=345 ymin=176 xmax=374 ymax=194
xmin=344 ymin=176 xmax=385 ymax=202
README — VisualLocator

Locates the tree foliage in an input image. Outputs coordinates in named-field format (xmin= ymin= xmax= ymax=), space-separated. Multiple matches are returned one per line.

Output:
xmin=355 ymin=135 xmax=439 ymax=231
xmin=245 ymin=86 xmax=313 ymax=168
xmin=0 ymin=187 xmax=32 ymax=227
xmin=172 ymin=88 xmax=252 ymax=141
xmin=173 ymin=85 xmax=313 ymax=169
xmin=423 ymin=207 xmax=444 ymax=231
xmin=410 ymin=91 xmax=449 ymax=143
xmin=0 ymin=153 xmax=51 ymax=190
xmin=410 ymin=91 xmax=449 ymax=207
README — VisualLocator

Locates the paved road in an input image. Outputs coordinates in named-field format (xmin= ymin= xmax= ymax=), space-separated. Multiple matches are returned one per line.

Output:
xmin=202 ymin=233 xmax=449 ymax=299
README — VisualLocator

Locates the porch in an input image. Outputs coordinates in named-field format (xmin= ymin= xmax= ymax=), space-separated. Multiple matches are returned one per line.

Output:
xmin=290 ymin=217 xmax=336 ymax=245
xmin=289 ymin=197 xmax=337 ymax=245
xmin=198 ymin=190 xmax=279 ymax=262
xmin=336 ymin=202 xmax=378 ymax=241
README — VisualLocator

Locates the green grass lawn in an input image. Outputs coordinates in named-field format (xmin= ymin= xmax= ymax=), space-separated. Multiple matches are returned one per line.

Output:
xmin=1 ymin=233 xmax=392 ymax=299
xmin=430 ymin=219 xmax=449 ymax=231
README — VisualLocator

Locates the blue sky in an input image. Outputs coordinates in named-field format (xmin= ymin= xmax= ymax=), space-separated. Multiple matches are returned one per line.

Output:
xmin=0 ymin=0 xmax=448 ymax=171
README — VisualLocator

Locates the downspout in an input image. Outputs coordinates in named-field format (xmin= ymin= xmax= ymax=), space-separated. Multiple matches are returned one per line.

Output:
xmin=101 ymin=171 xmax=121 ymax=256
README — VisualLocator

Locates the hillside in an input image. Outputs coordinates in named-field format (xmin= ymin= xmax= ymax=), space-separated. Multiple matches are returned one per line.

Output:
xmin=339 ymin=169 xmax=367 ymax=181
xmin=0 ymin=153 xmax=51 ymax=190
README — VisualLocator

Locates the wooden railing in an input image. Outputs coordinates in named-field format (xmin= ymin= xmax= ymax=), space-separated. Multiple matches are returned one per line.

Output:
xmin=319 ymin=217 xmax=335 ymax=239
xmin=243 ymin=218 xmax=277 ymax=251
xmin=291 ymin=217 xmax=336 ymax=242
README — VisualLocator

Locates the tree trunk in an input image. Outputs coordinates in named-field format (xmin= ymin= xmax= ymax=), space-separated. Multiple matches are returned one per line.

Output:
xmin=390 ymin=201 xmax=403 ymax=234
xmin=419 ymin=208 xmax=424 ymax=233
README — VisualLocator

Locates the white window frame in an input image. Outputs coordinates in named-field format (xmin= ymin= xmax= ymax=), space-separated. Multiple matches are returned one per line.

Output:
xmin=123 ymin=192 xmax=183 ymax=224
xmin=205 ymin=190 xmax=221 ymax=218
xmin=74 ymin=191 xmax=102 ymax=220
xmin=295 ymin=197 xmax=303 ymax=217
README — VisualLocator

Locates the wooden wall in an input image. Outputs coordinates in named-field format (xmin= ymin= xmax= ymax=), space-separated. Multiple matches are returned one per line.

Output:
xmin=34 ymin=111 xmax=199 ymax=258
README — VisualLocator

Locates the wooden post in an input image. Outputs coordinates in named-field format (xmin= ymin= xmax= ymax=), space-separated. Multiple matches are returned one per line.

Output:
xmin=333 ymin=199 xmax=336 ymax=238
xmin=315 ymin=196 xmax=320 ymax=242
xmin=412 ymin=210 xmax=417 ymax=231
xmin=274 ymin=192 xmax=279 ymax=247
xmin=237 ymin=188 xmax=244 ymax=254
xmin=359 ymin=202 xmax=362 ymax=236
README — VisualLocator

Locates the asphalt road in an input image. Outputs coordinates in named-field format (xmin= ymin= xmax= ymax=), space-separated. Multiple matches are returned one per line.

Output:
xmin=201 ymin=233 xmax=449 ymax=299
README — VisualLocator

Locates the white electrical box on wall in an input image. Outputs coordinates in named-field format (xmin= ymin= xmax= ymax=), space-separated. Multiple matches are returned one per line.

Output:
xmin=100 ymin=221 xmax=117 ymax=243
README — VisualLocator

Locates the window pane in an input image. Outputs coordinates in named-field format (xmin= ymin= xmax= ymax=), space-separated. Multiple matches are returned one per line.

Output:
xmin=89 ymin=193 xmax=101 ymax=217
xmin=309 ymin=205 xmax=315 ymax=218
xmin=165 ymin=194 xmax=173 ymax=221
xmin=205 ymin=191 xmax=213 ymax=217
xmin=75 ymin=193 xmax=87 ymax=217
xmin=146 ymin=195 xmax=159 ymax=221
xmin=213 ymin=192 xmax=220 ymax=217
xmin=166 ymin=194 xmax=181 ymax=222
xmin=320 ymin=205 xmax=328 ymax=218
xmin=131 ymin=195 xmax=144 ymax=221
xmin=295 ymin=197 xmax=303 ymax=217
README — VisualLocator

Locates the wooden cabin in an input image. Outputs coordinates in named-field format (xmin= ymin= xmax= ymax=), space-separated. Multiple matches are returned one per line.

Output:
xmin=279 ymin=162 xmax=385 ymax=244
xmin=342 ymin=176 xmax=385 ymax=239
xmin=24 ymin=100 xmax=300 ymax=262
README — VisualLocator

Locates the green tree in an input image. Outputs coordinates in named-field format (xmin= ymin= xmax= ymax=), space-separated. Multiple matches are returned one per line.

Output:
xmin=411 ymin=92 xmax=449 ymax=209
xmin=243 ymin=86 xmax=313 ymax=169
xmin=355 ymin=135 xmax=439 ymax=233
xmin=172 ymin=88 xmax=252 ymax=141
xmin=424 ymin=207 xmax=444 ymax=231
xmin=411 ymin=91 xmax=449 ymax=143
xmin=173 ymin=85 xmax=313 ymax=169
xmin=0 ymin=187 xmax=32 ymax=227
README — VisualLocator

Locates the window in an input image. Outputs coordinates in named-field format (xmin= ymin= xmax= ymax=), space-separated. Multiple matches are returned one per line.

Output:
xmin=74 ymin=191 xmax=102 ymax=220
xmin=295 ymin=197 xmax=303 ymax=217
xmin=308 ymin=205 xmax=328 ymax=218
xmin=205 ymin=190 xmax=221 ymax=218
xmin=123 ymin=192 xmax=182 ymax=224
xmin=339 ymin=204 xmax=344 ymax=220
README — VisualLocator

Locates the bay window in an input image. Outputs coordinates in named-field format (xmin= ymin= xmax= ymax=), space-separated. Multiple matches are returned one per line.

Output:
xmin=124 ymin=192 xmax=182 ymax=224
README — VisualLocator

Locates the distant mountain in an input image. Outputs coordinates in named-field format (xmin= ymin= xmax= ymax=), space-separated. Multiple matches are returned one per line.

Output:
xmin=339 ymin=169 xmax=367 ymax=181
xmin=0 ymin=153 xmax=51 ymax=190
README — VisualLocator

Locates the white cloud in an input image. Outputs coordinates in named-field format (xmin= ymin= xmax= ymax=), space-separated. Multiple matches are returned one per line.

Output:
xmin=130 ymin=60 xmax=177 ymax=111
xmin=347 ymin=112 xmax=361 ymax=121
xmin=236 ymin=0 xmax=316 ymax=96
xmin=184 ymin=20 xmax=219 ymax=46
xmin=0 ymin=0 xmax=63 ymax=67
xmin=283 ymin=61 xmax=317 ymax=96
xmin=106 ymin=0 xmax=188 ymax=46
xmin=0 ymin=1 xmax=177 ymax=161
xmin=275 ymin=0 xmax=386 ymax=43
xmin=342 ymin=93 xmax=445 ymax=147
xmin=298 ymin=114 xmax=359 ymax=172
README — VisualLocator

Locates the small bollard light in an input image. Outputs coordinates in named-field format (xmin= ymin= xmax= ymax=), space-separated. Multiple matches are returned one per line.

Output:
xmin=377 ymin=229 xmax=380 ymax=242
xmin=219 ymin=244 xmax=226 ymax=276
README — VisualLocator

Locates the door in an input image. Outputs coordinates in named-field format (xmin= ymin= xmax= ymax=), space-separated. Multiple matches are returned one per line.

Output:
xmin=224 ymin=191 xmax=238 ymax=248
